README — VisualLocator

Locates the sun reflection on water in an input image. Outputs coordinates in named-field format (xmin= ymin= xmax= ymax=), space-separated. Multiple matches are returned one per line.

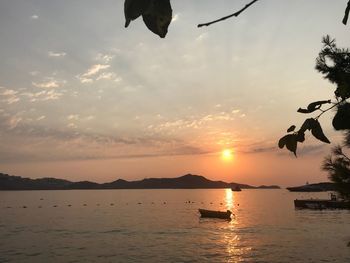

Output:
xmin=224 ymin=189 xmax=252 ymax=262
xmin=225 ymin=188 xmax=234 ymax=211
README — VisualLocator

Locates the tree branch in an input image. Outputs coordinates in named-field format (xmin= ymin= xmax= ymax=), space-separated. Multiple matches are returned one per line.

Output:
xmin=197 ymin=0 xmax=260 ymax=28
xmin=343 ymin=0 xmax=350 ymax=25
xmin=314 ymin=101 xmax=341 ymax=120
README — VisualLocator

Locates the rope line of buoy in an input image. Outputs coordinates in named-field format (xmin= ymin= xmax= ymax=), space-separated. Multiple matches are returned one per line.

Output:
xmin=3 ymin=201 xmax=240 ymax=209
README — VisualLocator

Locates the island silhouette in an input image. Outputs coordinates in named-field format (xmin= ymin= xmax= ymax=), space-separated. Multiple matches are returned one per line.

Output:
xmin=0 ymin=173 xmax=280 ymax=191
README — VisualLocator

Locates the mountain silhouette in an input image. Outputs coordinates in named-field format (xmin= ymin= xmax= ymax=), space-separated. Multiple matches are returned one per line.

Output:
xmin=0 ymin=172 xmax=280 ymax=190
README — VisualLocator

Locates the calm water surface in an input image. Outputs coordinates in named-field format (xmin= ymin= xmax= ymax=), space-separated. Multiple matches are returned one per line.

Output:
xmin=0 ymin=189 xmax=349 ymax=262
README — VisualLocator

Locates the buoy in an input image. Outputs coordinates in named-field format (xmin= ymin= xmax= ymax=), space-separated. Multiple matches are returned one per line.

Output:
xmin=163 ymin=202 xmax=166 ymax=204
xmin=68 ymin=204 xmax=72 ymax=207
xmin=22 ymin=206 xmax=27 ymax=208
xmin=6 ymin=206 xmax=11 ymax=209
xmin=40 ymin=198 xmax=43 ymax=200
xmin=38 ymin=206 xmax=42 ymax=208
xmin=138 ymin=202 xmax=142 ymax=205
xmin=110 ymin=203 xmax=114 ymax=206
xmin=53 ymin=205 xmax=57 ymax=207
xmin=210 ymin=202 xmax=213 ymax=205
xmin=83 ymin=204 xmax=87 ymax=206
xmin=97 ymin=204 xmax=100 ymax=206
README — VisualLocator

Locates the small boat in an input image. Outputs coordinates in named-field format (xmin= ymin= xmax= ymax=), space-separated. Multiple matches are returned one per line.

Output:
xmin=231 ymin=186 xmax=242 ymax=192
xmin=198 ymin=209 xmax=232 ymax=220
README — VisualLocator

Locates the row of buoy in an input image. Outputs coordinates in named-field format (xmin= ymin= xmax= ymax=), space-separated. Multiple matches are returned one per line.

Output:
xmin=3 ymin=202 xmax=239 ymax=209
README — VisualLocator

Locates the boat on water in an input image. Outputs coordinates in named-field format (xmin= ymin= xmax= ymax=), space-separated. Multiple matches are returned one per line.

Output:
xmin=231 ymin=186 xmax=242 ymax=192
xmin=198 ymin=209 xmax=232 ymax=220
xmin=294 ymin=193 xmax=350 ymax=210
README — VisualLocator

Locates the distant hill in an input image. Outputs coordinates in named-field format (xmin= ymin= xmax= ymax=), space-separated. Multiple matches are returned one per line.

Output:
xmin=0 ymin=172 xmax=280 ymax=191
xmin=286 ymin=182 xmax=336 ymax=192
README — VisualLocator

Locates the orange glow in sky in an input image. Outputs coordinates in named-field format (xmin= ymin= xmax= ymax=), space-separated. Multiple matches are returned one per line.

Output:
xmin=222 ymin=149 xmax=234 ymax=161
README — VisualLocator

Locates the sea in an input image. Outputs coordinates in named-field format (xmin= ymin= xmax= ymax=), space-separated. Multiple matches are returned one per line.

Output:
xmin=0 ymin=189 xmax=349 ymax=263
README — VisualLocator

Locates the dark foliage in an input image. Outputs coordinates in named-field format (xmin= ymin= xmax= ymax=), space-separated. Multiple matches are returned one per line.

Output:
xmin=322 ymin=147 xmax=350 ymax=200
xmin=280 ymin=36 xmax=350 ymax=199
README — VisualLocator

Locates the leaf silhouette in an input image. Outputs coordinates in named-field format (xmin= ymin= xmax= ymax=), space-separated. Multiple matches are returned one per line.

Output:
xmin=297 ymin=108 xmax=312 ymax=113
xmin=124 ymin=0 xmax=151 ymax=27
xmin=124 ymin=0 xmax=172 ymax=38
xmin=142 ymin=0 xmax=172 ymax=38
xmin=278 ymin=135 xmax=288 ymax=149
xmin=297 ymin=100 xmax=331 ymax=114
xmin=299 ymin=118 xmax=316 ymax=133
xmin=278 ymin=134 xmax=298 ymax=156
xmin=287 ymin=125 xmax=296 ymax=132
xmin=310 ymin=120 xmax=331 ymax=144
xmin=307 ymin=100 xmax=331 ymax=111
xmin=296 ymin=132 xmax=305 ymax=142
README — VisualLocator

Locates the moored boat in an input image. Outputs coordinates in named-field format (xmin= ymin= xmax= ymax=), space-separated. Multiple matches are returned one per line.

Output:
xmin=231 ymin=186 xmax=242 ymax=191
xmin=198 ymin=209 xmax=232 ymax=220
xmin=294 ymin=193 xmax=350 ymax=210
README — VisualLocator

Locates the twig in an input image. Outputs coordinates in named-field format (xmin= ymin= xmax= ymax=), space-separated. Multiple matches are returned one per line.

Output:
xmin=197 ymin=0 xmax=260 ymax=28
xmin=314 ymin=100 xmax=347 ymax=120
xmin=343 ymin=0 xmax=350 ymax=25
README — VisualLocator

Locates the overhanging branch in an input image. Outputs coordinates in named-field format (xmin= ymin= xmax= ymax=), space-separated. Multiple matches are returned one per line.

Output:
xmin=197 ymin=0 xmax=260 ymax=28
xmin=343 ymin=0 xmax=350 ymax=25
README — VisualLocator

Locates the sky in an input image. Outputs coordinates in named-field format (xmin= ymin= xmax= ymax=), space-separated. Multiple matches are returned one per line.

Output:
xmin=0 ymin=0 xmax=349 ymax=186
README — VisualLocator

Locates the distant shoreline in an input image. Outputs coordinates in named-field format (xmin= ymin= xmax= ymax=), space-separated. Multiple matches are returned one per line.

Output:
xmin=286 ymin=182 xmax=336 ymax=192
xmin=0 ymin=173 xmax=280 ymax=191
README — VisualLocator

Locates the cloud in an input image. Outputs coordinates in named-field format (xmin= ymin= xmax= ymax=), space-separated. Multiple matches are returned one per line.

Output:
xmin=31 ymin=15 xmax=39 ymax=19
xmin=172 ymin=13 xmax=179 ymax=22
xmin=196 ymin=33 xmax=209 ymax=42
xmin=83 ymin=64 xmax=110 ymax=77
xmin=149 ymin=111 xmax=236 ymax=132
xmin=7 ymin=116 xmax=22 ymax=130
xmin=96 ymin=72 xmax=122 ymax=82
xmin=36 ymin=116 xmax=46 ymax=121
xmin=0 ymin=115 xmax=209 ymax=162
xmin=0 ymin=88 xmax=20 ymax=104
xmin=67 ymin=114 xmax=79 ymax=121
xmin=29 ymin=71 xmax=39 ymax=76
xmin=85 ymin=115 xmax=95 ymax=121
xmin=32 ymin=79 xmax=60 ymax=89
xmin=77 ymin=64 xmax=111 ymax=84
xmin=21 ymin=89 xmax=64 ymax=102
xmin=96 ymin=53 xmax=114 ymax=63
xmin=67 ymin=123 xmax=77 ymax=129
xmin=48 ymin=51 xmax=67 ymax=57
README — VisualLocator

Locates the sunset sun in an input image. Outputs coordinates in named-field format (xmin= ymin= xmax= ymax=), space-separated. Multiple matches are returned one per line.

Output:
xmin=222 ymin=149 xmax=234 ymax=161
